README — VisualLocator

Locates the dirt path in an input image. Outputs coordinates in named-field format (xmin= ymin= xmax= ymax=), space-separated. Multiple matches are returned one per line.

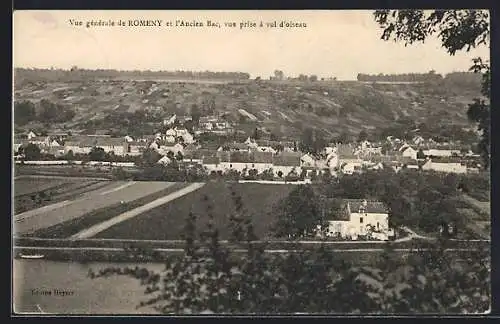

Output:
xmin=70 ymin=183 xmax=205 ymax=239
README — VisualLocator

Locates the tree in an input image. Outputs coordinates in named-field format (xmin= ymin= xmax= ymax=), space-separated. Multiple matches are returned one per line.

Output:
xmin=191 ymin=104 xmax=202 ymax=125
xmin=274 ymin=70 xmax=284 ymax=81
xmin=416 ymin=149 xmax=426 ymax=159
xmin=373 ymin=9 xmax=490 ymax=169
xmin=357 ymin=130 xmax=368 ymax=142
xmin=22 ymin=143 xmax=41 ymax=160
xmin=14 ymin=101 xmax=36 ymax=125
xmin=299 ymin=128 xmax=325 ymax=154
xmin=176 ymin=151 xmax=184 ymax=161
xmin=251 ymin=127 xmax=260 ymax=140
xmin=272 ymin=185 xmax=323 ymax=239
xmin=309 ymin=75 xmax=318 ymax=82
xmin=86 ymin=147 xmax=105 ymax=161
xmin=298 ymin=74 xmax=308 ymax=82
xmin=140 ymin=148 xmax=162 ymax=167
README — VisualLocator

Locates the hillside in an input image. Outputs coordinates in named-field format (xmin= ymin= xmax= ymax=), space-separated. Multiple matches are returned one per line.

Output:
xmin=13 ymin=69 xmax=483 ymax=141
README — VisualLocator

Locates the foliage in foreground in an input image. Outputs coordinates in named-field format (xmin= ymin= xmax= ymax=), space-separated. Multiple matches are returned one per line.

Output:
xmin=89 ymin=186 xmax=490 ymax=314
xmin=373 ymin=9 xmax=490 ymax=169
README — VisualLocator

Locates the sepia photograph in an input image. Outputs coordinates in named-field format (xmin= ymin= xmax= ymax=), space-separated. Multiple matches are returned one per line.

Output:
xmin=12 ymin=9 xmax=491 ymax=315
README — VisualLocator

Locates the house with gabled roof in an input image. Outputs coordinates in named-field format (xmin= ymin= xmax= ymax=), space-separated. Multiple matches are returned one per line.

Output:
xmin=321 ymin=199 xmax=394 ymax=241
xmin=64 ymin=136 xmax=128 ymax=155
xmin=272 ymin=152 xmax=302 ymax=178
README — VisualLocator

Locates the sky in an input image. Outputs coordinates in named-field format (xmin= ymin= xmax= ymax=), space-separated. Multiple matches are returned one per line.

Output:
xmin=13 ymin=10 xmax=490 ymax=80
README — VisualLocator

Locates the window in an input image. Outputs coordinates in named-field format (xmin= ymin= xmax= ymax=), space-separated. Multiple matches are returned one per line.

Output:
xmin=377 ymin=222 xmax=380 ymax=230
xmin=230 ymin=164 xmax=233 ymax=168
xmin=360 ymin=217 xmax=363 ymax=224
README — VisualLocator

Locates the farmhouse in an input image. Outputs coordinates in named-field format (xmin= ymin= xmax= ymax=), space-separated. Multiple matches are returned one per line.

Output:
xmin=323 ymin=199 xmax=394 ymax=241
xmin=272 ymin=152 xmax=302 ymax=178
xmin=124 ymin=141 xmax=148 ymax=156
xmin=158 ymin=143 xmax=184 ymax=156
xmin=217 ymin=151 xmax=274 ymax=173
xmin=401 ymin=146 xmax=418 ymax=160
xmin=63 ymin=136 xmax=128 ymax=156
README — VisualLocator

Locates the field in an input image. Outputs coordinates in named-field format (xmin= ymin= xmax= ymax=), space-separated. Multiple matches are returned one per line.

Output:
xmin=14 ymin=176 xmax=110 ymax=214
xmin=26 ymin=182 xmax=190 ymax=239
xmin=96 ymin=181 xmax=296 ymax=240
xmin=14 ymin=181 xmax=179 ymax=235
xmin=457 ymin=194 xmax=491 ymax=240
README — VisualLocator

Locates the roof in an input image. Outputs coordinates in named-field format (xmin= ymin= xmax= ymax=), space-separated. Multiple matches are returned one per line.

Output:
xmin=227 ymin=143 xmax=248 ymax=150
xmin=273 ymin=152 xmax=301 ymax=166
xmin=251 ymin=151 xmax=274 ymax=164
xmin=344 ymin=199 xmax=388 ymax=214
xmin=430 ymin=156 xmax=464 ymax=163
xmin=203 ymin=156 xmax=220 ymax=164
xmin=320 ymin=198 xmax=350 ymax=221
xmin=64 ymin=136 xmax=125 ymax=147
xmin=184 ymin=149 xmax=217 ymax=160
xmin=128 ymin=141 xmax=148 ymax=147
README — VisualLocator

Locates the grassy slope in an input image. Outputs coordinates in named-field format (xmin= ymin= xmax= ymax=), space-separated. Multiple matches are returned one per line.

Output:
xmin=96 ymin=182 xmax=296 ymax=240
xmin=14 ymin=74 xmax=481 ymax=138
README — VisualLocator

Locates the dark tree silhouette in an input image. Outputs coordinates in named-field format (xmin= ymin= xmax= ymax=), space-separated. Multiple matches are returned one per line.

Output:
xmin=22 ymin=143 xmax=41 ymax=160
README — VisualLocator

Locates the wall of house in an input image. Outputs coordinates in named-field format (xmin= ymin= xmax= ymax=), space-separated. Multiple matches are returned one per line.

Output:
xmin=65 ymin=145 xmax=91 ymax=154
xmin=99 ymin=145 xmax=126 ymax=156
xmin=423 ymin=162 xmax=467 ymax=174
xmin=402 ymin=149 xmax=417 ymax=160
xmin=350 ymin=212 xmax=390 ymax=236
xmin=326 ymin=212 xmax=390 ymax=240
xmin=272 ymin=165 xmax=300 ymax=177
xmin=342 ymin=161 xmax=363 ymax=174
xmin=204 ymin=163 xmax=224 ymax=173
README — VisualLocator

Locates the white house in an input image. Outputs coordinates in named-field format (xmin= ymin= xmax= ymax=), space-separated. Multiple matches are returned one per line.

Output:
xmin=163 ymin=114 xmax=176 ymax=126
xmin=323 ymin=199 xmax=393 ymax=241
xmin=180 ymin=132 xmax=195 ymax=144
xmin=257 ymin=146 xmax=277 ymax=154
xmin=300 ymin=154 xmax=316 ymax=167
xmin=401 ymin=146 xmax=418 ymax=160
xmin=165 ymin=135 xmax=176 ymax=143
xmin=324 ymin=146 xmax=337 ymax=155
xmin=341 ymin=161 xmax=363 ymax=175
xmin=159 ymin=143 xmax=184 ymax=156
xmin=63 ymin=136 xmax=128 ymax=156
xmin=165 ymin=129 xmax=177 ymax=137
xmin=29 ymin=136 xmax=51 ymax=146
xmin=413 ymin=136 xmax=425 ymax=145
xmin=272 ymin=152 xmax=302 ymax=178
xmin=326 ymin=152 xmax=339 ymax=169
xmin=27 ymin=131 xmax=37 ymax=140
xmin=157 ymin=156 xmax=171 ymax=165
xmin=422 ymin=160 xmax=467 ymax=174
xmin=125 ymin=141 xmax=148 ymax=156
xmin=423 ymin=149 xmax=461 ymax=157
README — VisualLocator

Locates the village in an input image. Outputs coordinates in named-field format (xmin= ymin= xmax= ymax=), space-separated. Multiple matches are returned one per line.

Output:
xmin=14 ymin=111 xmax=482 ymax=177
